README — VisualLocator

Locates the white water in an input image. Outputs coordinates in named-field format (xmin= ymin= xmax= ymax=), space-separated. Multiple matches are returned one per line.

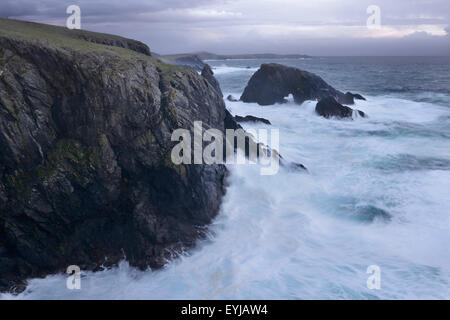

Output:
xmin=1 ymin=90 xmax=450 ymax=299
xmin=3 ymin=72 xmax=450 ymax=300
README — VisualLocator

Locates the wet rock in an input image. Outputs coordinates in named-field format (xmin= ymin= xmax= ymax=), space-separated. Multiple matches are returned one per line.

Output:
xmin=356 ymin=205 xmax=392 ymax=223
xmin=339 ymin=92 xmax=367 ymax=105
xmin=347 ymin=92 xmax=366 ymax=101
xmin=227 ymin=95 xmax=239 ymax=102
xmin=234 ymin=115 xmax=271 ymax=125
xmin=201 ymin=64 xmax=223 ymax=97
xmin=286 ymin=162 xmax=308 ymax=172
xmin=315 ymin=97 xmax=366 ymax=119
xmin=240 ymin=63 xmax=364 ymax=106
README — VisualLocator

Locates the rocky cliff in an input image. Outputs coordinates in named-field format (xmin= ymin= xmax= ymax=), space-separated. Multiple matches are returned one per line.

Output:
xmin=159 ymin=54 xmax=206 ymax=72
xmin=0 ymin=19 xmax=228 ymax=292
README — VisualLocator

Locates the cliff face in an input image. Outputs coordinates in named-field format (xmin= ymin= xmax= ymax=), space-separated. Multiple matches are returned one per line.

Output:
xmin=159 ymin=54 xmax=206 ymax=72
xmin=0 ymin=19 xmax=227 ymax=291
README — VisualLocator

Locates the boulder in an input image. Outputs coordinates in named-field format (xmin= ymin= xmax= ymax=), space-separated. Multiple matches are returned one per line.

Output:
xmin=315 ymin=97 xmax=366 ymax=119
xmin=339 ymin=92 xmax=367 ymax=105
xmin=227 ymin=95 xmax=239 ymax=102
xmin=240 ymin=63 xmax=364 ymax=106
xmin=234 ymin=115 xmax=271 ymax=125
xmin=201 ymin=64 xmax=223 ymax=97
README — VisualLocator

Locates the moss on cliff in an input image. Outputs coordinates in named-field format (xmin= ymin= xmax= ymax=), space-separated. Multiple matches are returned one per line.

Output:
xmin=37 ymin=139 xmax=98 ymax=186
xmin=0 ymin=18 xmax=150 ymax=58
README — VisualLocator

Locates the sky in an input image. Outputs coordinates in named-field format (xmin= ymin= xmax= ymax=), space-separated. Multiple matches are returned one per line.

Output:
xmin=1 ymin=0 xmax=449 ymax=56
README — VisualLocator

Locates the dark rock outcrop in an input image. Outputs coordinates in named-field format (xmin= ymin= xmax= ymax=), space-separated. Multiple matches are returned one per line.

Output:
xmin=201 ymin=64 xmax=223 ymax=97
xmin=287 ymin=162 xmax=308 ymax=172
xmin=339 ymin=92 xmax=367 ymax=105
xmin=0 ymin=19 xmax=227 ymax=292
xmin=346 ymin=92 xmax=366 ymax=101
xmin=240 ymin=63 xmax=364 ymax=106
xmin=234 ymin=115 xmax=271 ymax=125
xmin=224 ymin=111 xmax=306 ymax=172
xmin=315 ymin=97 xmax=366 ymax=119
xmin=227 ymin=95 xmax=239 ymax=102
xmin=224 ymin=110 xmax=243 ymax=131
xmin=159 ymin=54 xmax=206 ymax=72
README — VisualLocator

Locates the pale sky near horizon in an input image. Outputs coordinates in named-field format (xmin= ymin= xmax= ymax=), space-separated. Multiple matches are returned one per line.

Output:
xmin=1 ymin=0 xmax=449 ymax=55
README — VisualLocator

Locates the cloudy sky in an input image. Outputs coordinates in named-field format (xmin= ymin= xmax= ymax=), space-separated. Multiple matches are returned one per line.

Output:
xmin=1 ymin=0 xmax=449 ymax=55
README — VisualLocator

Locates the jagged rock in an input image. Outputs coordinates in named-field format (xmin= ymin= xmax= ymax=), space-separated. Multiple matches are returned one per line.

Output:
xmin=159 ymin=54 xmax=206 ymax=72
xmin=234 ymin=115 xmax=271 ymax=125
xmin=315 ymin=97 xmax=366 ymax=119
xmin=240 ymin=63 xmax=364 ymax=106
xmin=201 ymin=64 xmax=223 ymax=97
xmin=286 ymin=162 xmax=308 ymax=172
xmin=0 ymin=19 xmax=228 ymax=292
xmin=339 ymin=92 xmax=367 ymax=105
xmin=347 ymin=92 xmax=366 ymax=101
xmin=224 ymin=111 xmax=307 ymax=172
xmin=227 ymin=95 xmax=239 ymax=102
xmin=224 ymin=110 xmax=243 ymax=131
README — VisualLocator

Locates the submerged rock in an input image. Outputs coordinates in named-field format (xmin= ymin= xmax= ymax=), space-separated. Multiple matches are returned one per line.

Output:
xmin=240 ymin=63 xmax=364 ymax=106
xmin=0 ymin=18 xmax=228 ymax=292
xmin=339 ymin=92 xmax=367 ymax=105
xmin=224 ymin=110 xmax=243 ymax=130
xmin=224 ymin=111 xmax=307 ymax=172
xmin=356 ymin=205 xmax=392 ymax=223
xmin=227 ymin=95 xmax=239 ymax=102
xmin=286 ymin=162 xmax=308 ymax=172
xmin=347 ymin=92 xmax=366 ymax=101
xmin=201 ymin=64 xmax=223 ymax=97
xmin=315 ymin=97 xmax=366 ymax=119
xmin=234 ymin=115 xmax=271 ymax=125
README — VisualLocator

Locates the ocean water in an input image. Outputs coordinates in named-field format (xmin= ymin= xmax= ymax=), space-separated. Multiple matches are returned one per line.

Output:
xmin=2 ymin=57 xmax=450 ymax=300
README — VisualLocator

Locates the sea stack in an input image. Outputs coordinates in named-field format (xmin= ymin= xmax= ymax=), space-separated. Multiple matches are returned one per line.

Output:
xmin=240 ymin=63 xmax=364 ymax=106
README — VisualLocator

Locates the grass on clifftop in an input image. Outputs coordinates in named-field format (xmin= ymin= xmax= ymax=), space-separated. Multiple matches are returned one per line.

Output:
xmin=0 ymin=18 xmax=149 ymax=61
xmin=0 ymin=18 xmax=193 ymax=75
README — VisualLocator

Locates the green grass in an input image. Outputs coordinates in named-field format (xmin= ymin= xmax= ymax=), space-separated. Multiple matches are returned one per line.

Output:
xmin=0 ymin=18 xmax=149 ymax=61
xmin=0 ymin=18 xmax=194 ymax=76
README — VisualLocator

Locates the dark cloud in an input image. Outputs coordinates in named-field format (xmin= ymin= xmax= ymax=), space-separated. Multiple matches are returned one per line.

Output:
xmin=1 ymin=0 xmax=449 ymax=55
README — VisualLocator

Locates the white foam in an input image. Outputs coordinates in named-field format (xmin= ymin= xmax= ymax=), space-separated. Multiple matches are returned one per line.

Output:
xmin=3 ymin=95 xmax=450 ymax=300
xmin=212 ymin=65 xmax=258 ymax=75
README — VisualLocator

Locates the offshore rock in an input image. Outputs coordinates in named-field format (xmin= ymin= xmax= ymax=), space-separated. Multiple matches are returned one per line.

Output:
xmin=315 ymin=97 xmax=366 ymax=119
xmin=240 ymin=63 xmax=364 ymax=106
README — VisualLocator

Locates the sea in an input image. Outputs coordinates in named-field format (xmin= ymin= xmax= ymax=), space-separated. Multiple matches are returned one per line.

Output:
xmin=2 ymin=56 xmax=450 ymax=299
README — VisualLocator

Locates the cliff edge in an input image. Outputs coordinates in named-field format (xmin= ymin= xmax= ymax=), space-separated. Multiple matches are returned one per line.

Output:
xmin=0 ymin=19 xmax=227 ymax=292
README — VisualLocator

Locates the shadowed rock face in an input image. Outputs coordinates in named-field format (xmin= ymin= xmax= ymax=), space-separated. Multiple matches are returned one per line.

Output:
xmin=315 ymin=97 xmax=366 ymax=119
xmin=240 ymin=63 xmax=363 ymax=106
xmin=234 ymin=115 xmax=271 ymax=125
xmin=159 ymin=54 xmax=206 ymax=72
xmin=0 ymin=19 xmax=227 ymax=292
xmin=227 ymin=95 xmax=239 ymax=102
xmin=201 ymin=64 xmax=223 ymax=97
